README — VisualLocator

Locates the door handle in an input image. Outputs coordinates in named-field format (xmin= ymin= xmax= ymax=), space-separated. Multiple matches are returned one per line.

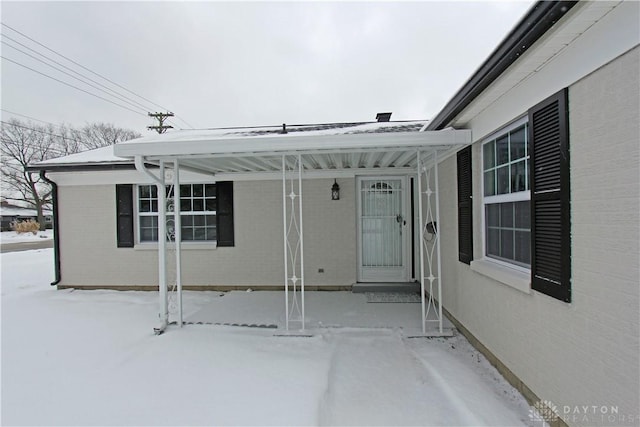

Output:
xmin=396 ymin=214 xmax=406 ymax=226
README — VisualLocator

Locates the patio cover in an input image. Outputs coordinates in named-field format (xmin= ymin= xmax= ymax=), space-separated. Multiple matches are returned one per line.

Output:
xmin=112 ymin=121 xmax=472 ymax=335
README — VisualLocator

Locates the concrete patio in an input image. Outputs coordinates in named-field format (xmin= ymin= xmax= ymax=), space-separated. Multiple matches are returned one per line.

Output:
xmin=184 ymin=290 xmax=454 ymax=335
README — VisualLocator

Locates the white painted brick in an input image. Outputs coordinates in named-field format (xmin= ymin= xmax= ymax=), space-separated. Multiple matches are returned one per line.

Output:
xmin=59 ymin=178 xmax=357 ymax=288
xmin=438 ymin=46 xmax=639 ymax=424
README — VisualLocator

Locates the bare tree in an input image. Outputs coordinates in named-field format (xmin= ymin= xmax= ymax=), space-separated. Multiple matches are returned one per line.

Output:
xmin=1 ymin=119 xmax=141 ymax=229
xmin=0 ymin=120 xmax=62 ymax=229
xmin=75 ymin=122 xmax=141 ymax=149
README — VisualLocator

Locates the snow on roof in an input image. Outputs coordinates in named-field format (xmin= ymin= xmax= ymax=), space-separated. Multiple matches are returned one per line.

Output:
xmin=33 ymin=120 xmax=428 ymax=167
xmin=124 ymin=120 xmax=427 ymax=145
xmin=34 ymin=145 xmax=128 ymax=166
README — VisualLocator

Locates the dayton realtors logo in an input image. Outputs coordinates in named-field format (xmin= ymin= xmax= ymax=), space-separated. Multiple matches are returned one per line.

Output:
xmin=530 ymin=400 xmax=638 ymax=426
xmin=529 ymin=400 xmax=559 ymax=425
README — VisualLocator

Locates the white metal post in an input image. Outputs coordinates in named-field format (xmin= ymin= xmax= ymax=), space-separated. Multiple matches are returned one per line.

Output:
xmin=173 ymin=159 xmax=183 ymax=327
xmin=434 ymin=151 xmax=443 ymax=334
xmin=282 ymin=155 xmax=289 ymax=330
xmin=157 ymin=161 xmax=168 ymax=331
xmin=417 ymin=150 xmax=426 ymax=334
xmin=297 ymin=154 xmax=305 ymax=331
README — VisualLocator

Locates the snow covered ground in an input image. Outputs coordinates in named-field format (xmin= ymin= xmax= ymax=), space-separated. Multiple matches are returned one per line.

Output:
xmin=1 ymin=249 xmax=535 ymax=426
xmin=0 ymin=229 xmax=53 ymax=243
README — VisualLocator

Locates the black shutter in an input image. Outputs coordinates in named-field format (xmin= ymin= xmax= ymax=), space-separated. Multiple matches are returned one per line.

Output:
xmin=216 ymin=181 xmax=234 ymax=247
xmin=529 ymin=88 xmax=571 ymax=302
xmin=457 ymin=146 xmax=473 ymax=264
xmin=116 ymin=184 xmax=134 ymax=248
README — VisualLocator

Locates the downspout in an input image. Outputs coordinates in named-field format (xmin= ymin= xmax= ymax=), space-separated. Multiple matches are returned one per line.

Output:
xmin=39 ymin=170 xmax=61 ymax=286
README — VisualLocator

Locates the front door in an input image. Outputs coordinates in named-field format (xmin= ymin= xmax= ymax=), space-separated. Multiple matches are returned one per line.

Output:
xmin=357 ymin=176 xmax=409 ymax=282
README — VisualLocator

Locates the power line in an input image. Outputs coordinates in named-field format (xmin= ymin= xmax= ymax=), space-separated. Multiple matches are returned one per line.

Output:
xmin=1 ymin=56 xmax=148 ymax=117
xmin=1 ymin=120 xmax=87 ymax=145
xmin=0 ymin=109 xmax=60 ymax=128
xmin=1 ymin=23 xmax=196 ymax=129
xmin=2 ymin=41 xmax=151 ymax=115
xmin=2 ymin=36 xmax=156 ymax=113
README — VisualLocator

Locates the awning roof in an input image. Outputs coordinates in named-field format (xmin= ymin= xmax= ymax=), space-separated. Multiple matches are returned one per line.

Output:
xmin=112 ymin=121 xmax=471 ymax=175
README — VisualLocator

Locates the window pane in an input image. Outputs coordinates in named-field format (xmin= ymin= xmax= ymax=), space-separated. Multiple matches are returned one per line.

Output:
xmin=151 ymin=201 xmax=158 ymax=212
xmin=206 ymin=228 xmax=217 ymax=240
xmin=501 ymin=203 xmax=513 ymax=227
xmin=515 ymin=231 xmax=531 ymax=264
xmin=483 ymin=142 xmax=495 ymax=170
xmin=205 ymin=199 xmax=217 ymax=211
xmin=181 ymin=226 xmax=194 ymax=241
xmin=511 ymin=160 xmax=526 ymax=193
xmin=140 ymin=200 xmax=151 ymax=213
xmin=515 ymin=201 xmax=530 ymax=228
xmin=194 ymin=227 xmax=206 ymax=240
xmin=500 ymin=229 xmax=514 ymax=260
xmin=497 ymin=166 xmax=509 ymax=195
xmin=180 ymin=199 xmax=191 ymax=212
xmin=180 ymin=185 xmax=191 ymax=197
xmin=486 ymin=204 xmax=499 ymax=227
xmin=193 ymin=199 xmax=204 ymax=211
xmin=140 ymin=229 xmax=156 ymax=242
xmin=182 ymin=215 xmax=193 ymax=226
xmin=205 ymin=215 xmax=216 ymax=226
xmin=484 ymin=171 xmax=495 ymax=196
xmin=193 ymin=216 xmax=205 ymax=226
xmin=487 ymin=228 xmax=500 ymax=257
xmin=193 ymin=184 xmax=204 ymax=197
xmin=510 ymin=125 xmax=526 ymax=161
xmin=205 ymin=184 xmax=216 ymax=197
xmin=140 ymin=216 xmax=155 ymax=228
xmin=139 ymin=185 xmax=150 ymax=198
xmin=496 ymin=135 xmax=509 ymax=165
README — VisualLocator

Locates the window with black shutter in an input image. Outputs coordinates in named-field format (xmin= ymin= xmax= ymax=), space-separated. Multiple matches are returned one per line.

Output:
xmin=457 ymin=146 xmax=473 ymax=264
xmin=528 ymin=88 xmax=571 ymax=302
xmin=116 ymin=184 xmax=134 ymax=248
xmin=128 ymin=181 xmax=234 ymax=247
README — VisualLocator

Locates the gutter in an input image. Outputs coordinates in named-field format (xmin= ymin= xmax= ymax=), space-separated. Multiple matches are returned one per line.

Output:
xmin=39 ymin=170 xmax=61 ymax=286
xmin=426 ymin=0 xmax=578 ymax=130
xmin=26 ymin=163 xmax=137 ymax=173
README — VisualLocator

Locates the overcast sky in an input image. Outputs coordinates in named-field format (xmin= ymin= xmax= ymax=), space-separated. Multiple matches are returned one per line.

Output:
xmin=1 ymin=1 xmax=534 ymax=134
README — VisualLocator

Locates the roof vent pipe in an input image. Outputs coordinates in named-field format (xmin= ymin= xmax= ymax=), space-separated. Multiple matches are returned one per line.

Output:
xmin=376 ymin=112 xmax=392 ymax=122
xmin=281 ymin=123 xmax=288 ymax=134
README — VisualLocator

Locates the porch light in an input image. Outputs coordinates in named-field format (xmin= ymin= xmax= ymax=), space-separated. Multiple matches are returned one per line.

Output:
xmin=331 ymin=179 xmax=340 ymax=200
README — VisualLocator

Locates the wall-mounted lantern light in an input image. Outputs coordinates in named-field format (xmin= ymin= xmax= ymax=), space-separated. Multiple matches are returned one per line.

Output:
xmin=331 ymin=179 xmax=340 ymax=200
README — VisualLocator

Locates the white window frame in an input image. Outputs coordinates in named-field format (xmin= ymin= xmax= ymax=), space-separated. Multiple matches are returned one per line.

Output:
xmin=134 ymin=183 xmax=218 ymax=248
xmin=472 ymin=116 xmax=532 ymax=293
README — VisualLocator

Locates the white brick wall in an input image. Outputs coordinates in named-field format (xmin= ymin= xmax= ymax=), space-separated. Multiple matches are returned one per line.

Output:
xmin=439 ymin=47 xmax=639 ymax=423
xmin=58 ymin=178 xmax=356 ymax=287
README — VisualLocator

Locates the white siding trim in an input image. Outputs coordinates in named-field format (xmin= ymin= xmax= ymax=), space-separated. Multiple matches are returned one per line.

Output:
xmin=470 ymin=258 xmax=531 ymax=294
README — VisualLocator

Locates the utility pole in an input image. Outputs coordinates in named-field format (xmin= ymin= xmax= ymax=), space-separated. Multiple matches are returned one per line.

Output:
xmin=147 ymin=112 xmax=174 ymax=134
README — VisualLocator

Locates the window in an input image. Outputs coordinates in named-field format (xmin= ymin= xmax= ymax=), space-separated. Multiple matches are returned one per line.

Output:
xmin=137 ymin=183 xmax=218 ymax=243
xmin=482 ymin=119 xmax=530 ymax=267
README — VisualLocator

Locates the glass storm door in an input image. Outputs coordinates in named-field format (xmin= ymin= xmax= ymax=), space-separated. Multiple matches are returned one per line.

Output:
xmin=358 ymin=177 xmax=408 ymax=282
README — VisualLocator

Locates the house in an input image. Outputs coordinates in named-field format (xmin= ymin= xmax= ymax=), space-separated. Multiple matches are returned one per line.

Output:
xmin=29 ymin=1 xmax=639 ymax=425
xmin=0 ymin=200 xmax=53 ymax=231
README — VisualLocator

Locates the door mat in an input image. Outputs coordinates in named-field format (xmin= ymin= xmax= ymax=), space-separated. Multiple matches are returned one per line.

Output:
xmin=366 ymin=292 xmax=421 ymax=303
